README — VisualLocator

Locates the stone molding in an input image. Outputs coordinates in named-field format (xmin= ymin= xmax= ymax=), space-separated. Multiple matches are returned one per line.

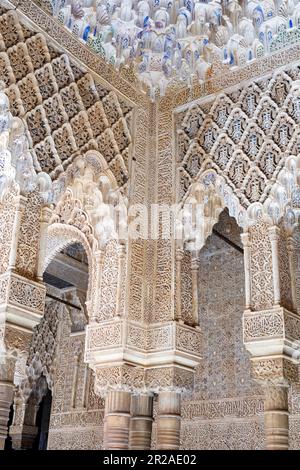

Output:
xmin=0 ymin=271 xmax=45 ymax=331
xmin=243 ymin=307 xmax=300 ymax=359
xmin=85 ymin=319 xmax=202 ymax=394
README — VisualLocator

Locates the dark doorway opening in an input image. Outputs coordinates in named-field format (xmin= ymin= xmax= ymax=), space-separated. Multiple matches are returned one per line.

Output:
xmin=33 ymin=388 xmax=52 ymax=450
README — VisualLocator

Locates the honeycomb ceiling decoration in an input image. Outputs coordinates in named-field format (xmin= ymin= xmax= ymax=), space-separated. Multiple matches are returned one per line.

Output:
xmin=48 ymin=0 xmax=300 ymax=99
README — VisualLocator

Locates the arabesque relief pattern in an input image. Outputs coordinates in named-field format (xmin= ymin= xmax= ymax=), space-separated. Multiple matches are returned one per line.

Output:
xmin=1 ymin=0 xmax=300 ymax=451
xmin=176 ymin=67 xmax=300 ymax=210
xmin=0 ymin=7 xmax=133 ymax=191
xmin=180 ymin=221 xmax=265 ymax=450
xmin=47 ymin=293 xmax=105 ymax=451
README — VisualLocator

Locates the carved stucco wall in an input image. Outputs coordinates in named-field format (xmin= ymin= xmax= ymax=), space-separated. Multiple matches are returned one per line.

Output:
xmin=175 ymin=64 xmax=300 ymax=212
xmin=178 ymin=212 xmax=300 ymax=450
xmin=290 ymin=228 xmax=300 ymax=450
xmin=2 ymin=1 xmax=300 ymax=452
xmin=22 ymin=275 xmax=105 ymax=450
xmin=47 ymin=323 xmax=105 ymax=450
xmin=180 ymin=213 xmax=264 ymax=449
xmin=40 ymin=290 xmax=105 ymax=450
xmin=41 ymin=221 xmax=300 ymax=449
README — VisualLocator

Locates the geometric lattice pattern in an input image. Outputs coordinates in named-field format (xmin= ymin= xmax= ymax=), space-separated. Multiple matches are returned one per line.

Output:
xmin=0 ymin=8 xmax=133 ymax=190
xmin=177 ymin=67 xmax=300 ymax=207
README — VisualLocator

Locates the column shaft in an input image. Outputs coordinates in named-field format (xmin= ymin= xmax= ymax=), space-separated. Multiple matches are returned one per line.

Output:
xmin=175 ymin=249 xmax=184 ymax=322
xmin=241 ymin=232 xmax=251 ymax=309
xmin=130 ymin=394 xmax=153 ymax=450
xmin=286 ymin=235 xmax=297 ymax=312
xmin=157 ymin=391 xmax=181 ymax=450
xmin=11 ymin=425 xmax=39 ymax=450
xmin=268 ymin=226 xmax=281 ymax=305
xmin=264 ymin=385 xmax=289 ymax=450
xmin=0 ymin=382 xmax=14 ymax=450
xmin=191 ymin=254 xmax=200 ymax=327
xmin=104 ymin=390 xmax=131 ymax=450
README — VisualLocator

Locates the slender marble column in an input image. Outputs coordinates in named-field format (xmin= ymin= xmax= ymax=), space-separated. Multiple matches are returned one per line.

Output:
xmin=175 ymin=248 xmax=184 ymax=322
xmin=36 ymin=206 xmax=52 ymax=281
xmin=264 ymin=385 xmax=289 ymax=450
xmin=190 ymin=252 xmax=200 ymax=327
xmin=130 ymin=394 xmax=153 ymax=450
xmin=241 ymin=232 xmax=251 ymax=309
xmin=0 ymin=382 xmax=14 ymax=450
xmin=157 ymin=391 xmax=181 ymax=450
xmin=11 ymin=424 xmax=39 ymax=450
xmin=104 ymin=390 xmax=131 ymax=450
xmin=8 ymin=195 xmax=26 ymax=272
xmin=286 ymin=234 xmax=297 ymax=311
xmin=115 ymin=244 xmax=126 ymax=317
xmin=268 ymin=226 xmax=281 ymax=306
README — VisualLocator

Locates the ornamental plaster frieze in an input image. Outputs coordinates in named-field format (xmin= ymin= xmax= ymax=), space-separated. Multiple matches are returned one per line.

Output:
xmin=85 ymin=320 xmax=202 ymax=367
xmin=47 ymin=427 xmax=104 ymax=450
xmin=0 ymin=272 xmax=46 ymax=330
xmin=50 ymin=410 xmax=104 ymax=429
xmin=251 ymin=356 xmax=299 ymax=386
xmin=85 ymin=319 xmax=202 ymax=395
xmin=180 ymin=418 xmax=265 ymax=450
xmin=244 ymin=307 xmax=300 ymax=342
xmin=244 ymin=303 xmax=300 ymax=350
xmin=181 ymin=396 xmax=264 ymax=421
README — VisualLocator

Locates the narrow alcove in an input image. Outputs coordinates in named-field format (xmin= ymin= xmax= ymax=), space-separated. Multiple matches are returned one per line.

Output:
xmin=33 ymin=386 xmax=52 ymax=450
xmin=181 ymin=209 xmax=264 ymax=450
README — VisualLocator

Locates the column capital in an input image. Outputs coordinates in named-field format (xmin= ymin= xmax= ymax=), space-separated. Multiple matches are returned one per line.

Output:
xmin=190 ymin=252 xmax=200 ymax=270
xmin=175 ymin=247 xmax=185 ymax=261
xmin=0 ymin=271 xmax=45 ymax=333
xmin=268 ymin=225 xmax=280 ymax=241
xmin=240 ymin=231 xmax=250 ymax=246
xmin=86 ymin=319 xmax=202 ymax=396
xmin=243 ymin=307 xmax=300 ymax=385
xmin=40 ymin=205 xmax=53 ymax=223
xmin=0 ymin=351 xmax=17 ymax=383
xmin=251 ymin=356 xmax=298 ymax=387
